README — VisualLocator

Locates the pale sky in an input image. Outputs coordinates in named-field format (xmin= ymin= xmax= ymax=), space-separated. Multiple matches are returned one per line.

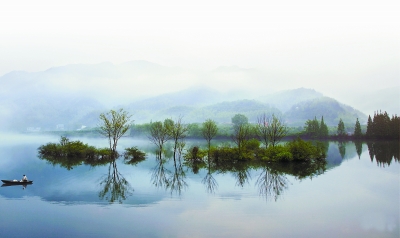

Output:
xmin=0 ymin=0 xmax=399 ymax=106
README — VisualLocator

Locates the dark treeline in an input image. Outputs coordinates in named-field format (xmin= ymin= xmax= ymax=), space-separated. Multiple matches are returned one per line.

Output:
xmin=366 ymin=111 xmax=399 ymax=140
xmin=367 ymin=140 xmax=399 ymax=167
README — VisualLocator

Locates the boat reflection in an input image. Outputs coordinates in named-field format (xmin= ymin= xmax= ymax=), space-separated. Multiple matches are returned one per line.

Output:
xmin=1 ymin=183 xmax=32 ymax=190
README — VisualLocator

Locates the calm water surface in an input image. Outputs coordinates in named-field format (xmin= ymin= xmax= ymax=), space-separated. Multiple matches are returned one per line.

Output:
xmin=0 ymin=134 xmax=398 ymax=238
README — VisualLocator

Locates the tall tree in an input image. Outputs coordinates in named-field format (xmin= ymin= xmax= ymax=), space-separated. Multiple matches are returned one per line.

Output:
xmin=256 ymin=113 xmax=270 ymax=149
xmin=99 ymin=109 xmax=132 ymax=155
xmin=267 ymin=115 xmax=288 ymax=147
xmin=305 ymin=117 xmax=320 ymax=138
xmin=232 ymin=123 xmax=252 ymax=158
xmin=232 ymin=114 xmax=248 ymax=129
xmin=167 ymin=117 xmax=189 ymax=159
xmin=366 ymin=115 xmax=373 ymax=138
xmin=319 ymin=116 xmax=329 ymax=138
xmin=353 ymin=118 xmax=362 ymax=138
xmin=202 ymin=119 xmax=218 ymax=154
xmin=148 ymin=121 xmax=170 ymax=156
xmin=337 ymin=118 xmax=346 ymax=137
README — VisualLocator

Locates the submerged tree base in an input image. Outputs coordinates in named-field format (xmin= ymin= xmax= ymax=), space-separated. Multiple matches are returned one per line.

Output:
xmin=185 ymin=138 xmax=327 ymax=164
xmin=38 ymin=137 xmax=146 ymax=169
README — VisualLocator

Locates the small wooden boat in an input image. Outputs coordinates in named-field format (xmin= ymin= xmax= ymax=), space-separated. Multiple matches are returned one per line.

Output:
xmin=1 ymin=180 xmax=33 ymax=185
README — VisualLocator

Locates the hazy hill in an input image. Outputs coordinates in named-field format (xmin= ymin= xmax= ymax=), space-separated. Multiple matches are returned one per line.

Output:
xmin=258 ymin=88 xmax=324 ymax=113
xmin=284 ymin=96 xmax=367 ymax=126
xmin=0 ymin=62 xmax=374 ymax=131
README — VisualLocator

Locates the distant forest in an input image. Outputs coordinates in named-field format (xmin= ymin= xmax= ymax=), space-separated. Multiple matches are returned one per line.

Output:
xmin=52 ymin=111 xmax=399 ymax=141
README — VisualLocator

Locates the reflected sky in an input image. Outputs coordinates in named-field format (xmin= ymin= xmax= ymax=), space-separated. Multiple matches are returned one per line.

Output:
xmin=0 ymin=135 xmax=398 ymax=237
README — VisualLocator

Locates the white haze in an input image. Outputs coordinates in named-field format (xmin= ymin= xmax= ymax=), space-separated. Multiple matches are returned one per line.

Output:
xmin=0 ymin=0 xmax=399 ymax=116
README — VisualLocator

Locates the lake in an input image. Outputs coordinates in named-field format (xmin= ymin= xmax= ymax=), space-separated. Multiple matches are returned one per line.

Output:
xmin=0 ymin=134 xmax=398 ymax=238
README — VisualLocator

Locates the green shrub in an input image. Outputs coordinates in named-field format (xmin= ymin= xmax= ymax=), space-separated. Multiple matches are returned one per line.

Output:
xmin=184 ymin=146 xmax=207 ymax=161
xmin=286 ymin=138 xmax=324 ymax=161
xmin=245 ymin=139 xmax=260 ymax=151
xmin=124 ymin=147 xmax=146 ymax=165
xmin=263 ymin=145 xmax=291 ymax=161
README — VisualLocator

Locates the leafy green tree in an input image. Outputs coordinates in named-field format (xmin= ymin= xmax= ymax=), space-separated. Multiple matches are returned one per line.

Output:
xmin=304 ymin=117 xmax=319 ymax=138
xmin=232 ymin=114 xmax=248 ymax=129
xmin=353 ymin=118 xmax=362 ymax=138
xmin=267 ymin=115 xmax=288 ymax=147
xmin=202 ymin=119 xmax=218 ymax=153
xmin=149 ymin=121 xmax=170 ymax=155
xmin=232 ymin=123 xmax=252 ymax=158
xmin=319 ymin=116 xmax=329 ymax=138
xmin=167 ymin=117 xmax=189 ymax=159
xmin=337 ymin=118 xmax=346 ymax=137
xmin=99 ymin=109 xmax=132 ymax=154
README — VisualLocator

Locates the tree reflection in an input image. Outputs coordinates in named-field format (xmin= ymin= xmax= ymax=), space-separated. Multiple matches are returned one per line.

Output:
xmin=256 ymin=167 xmax=289 ymax=201
xmin=354 ymin=141 xmax=362 ymax=159
xmin=202 ymin=158 xmax=218 ymax=194
xmin=166 ymin=154 xmax=188 ymax=195
xmin=151 ymin=153 xmax=170 ymax=189
xmin=367 ymin=141 xmax=399 ymax=167
xmin=151 ymin=151 xmax=188 ymax=196
xmin=338 ymin=141 xmax=346 ymax=159
xmin=98 ymin=159 xmax=133 ymax=204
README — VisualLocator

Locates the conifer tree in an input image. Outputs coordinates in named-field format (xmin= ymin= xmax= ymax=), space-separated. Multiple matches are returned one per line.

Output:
xmin=319 ymin=116 xmax=329 ymax=138
xmin=337 ymin=118 xmax=346 ymax=137
xmin=366 ymin=115 xmax=373 ymax=138
xmin=353 ymin=118 xmax=362 ymax=138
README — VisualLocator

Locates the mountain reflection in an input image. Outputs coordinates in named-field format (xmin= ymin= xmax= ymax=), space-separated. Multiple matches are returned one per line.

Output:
xmin=367 ymin=141 xmax=399 ymax=167
xmin=98 ymin=160 xmax=133 ymax=204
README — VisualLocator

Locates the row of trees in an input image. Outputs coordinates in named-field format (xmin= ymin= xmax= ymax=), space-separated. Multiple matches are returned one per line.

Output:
xmin=366 ymin=111 xmax=399 ymax=139
xmin=97 ymin=109 xmax=398 ymax=163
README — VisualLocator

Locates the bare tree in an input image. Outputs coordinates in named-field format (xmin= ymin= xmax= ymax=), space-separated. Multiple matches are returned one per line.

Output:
xmin=167 ymin=116 xmax=189 ymax=159
xmin=148 ymin=121 xmax=170 ymax=156
xmin=202 ymin=119 xmax=218 ymax=154
xmin=268 ymin=114 xmax=288 ymax=147
xmin=256 ymin=114 xmax=288 ymax=148
xmin=99 ymin=109 xmax=132 ymax=155
xmin=232 ymin=123 xmax=252 ymax=156
xmin=256 ymin=113 xmax=270 ymax=149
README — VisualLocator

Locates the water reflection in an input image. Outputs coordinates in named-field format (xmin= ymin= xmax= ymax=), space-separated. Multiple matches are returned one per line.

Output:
xmin=202 ymin=158 xmax=218 ymax=194
xmin=98 ymin=160 xmax=133 ymax=204
xmin=338 ymin=141 xmax=346 ymax=159
xmin=256 ymin=167 xmax=289 ymax=201
xmin=354 ymin=141 xmax=362 ymax=159
xmin=1 ymin=183 xmax=31 ymax=190
xmin=367 ymin=141 xmax=399 ymax=167
xmin=152 ymin=152 xmax=188 ymax=196
xmin=166 ymin=154 xmax=188 ymax=195
xmin=151 ymin=154 xmax=170 ymax=188
xmin=38 ymin=146 xmax=135 ymax=203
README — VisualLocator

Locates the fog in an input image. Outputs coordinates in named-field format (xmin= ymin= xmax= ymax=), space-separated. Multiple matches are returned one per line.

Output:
xmin=0 ymin=1 xmax=399 ymax=130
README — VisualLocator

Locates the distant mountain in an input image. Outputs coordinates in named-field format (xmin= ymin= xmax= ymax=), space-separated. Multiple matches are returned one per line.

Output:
xmin=284 ymin=96 xmax=367 ymax=126
xmin=0 ymin=61 xmax=373 ymax=131
xmin=258 ymin=88 xmax=324 ymax=113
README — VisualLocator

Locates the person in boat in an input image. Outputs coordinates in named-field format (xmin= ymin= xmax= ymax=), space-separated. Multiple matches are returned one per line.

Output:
xmin=21 ymin=175 xmax=28 ymax=182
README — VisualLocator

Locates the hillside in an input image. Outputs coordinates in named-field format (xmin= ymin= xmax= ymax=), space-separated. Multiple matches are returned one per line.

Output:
xmin=284 ymin=97 xmax=367 ymax=126
xmin=0 ymin=62 xmax=375 ymax=131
